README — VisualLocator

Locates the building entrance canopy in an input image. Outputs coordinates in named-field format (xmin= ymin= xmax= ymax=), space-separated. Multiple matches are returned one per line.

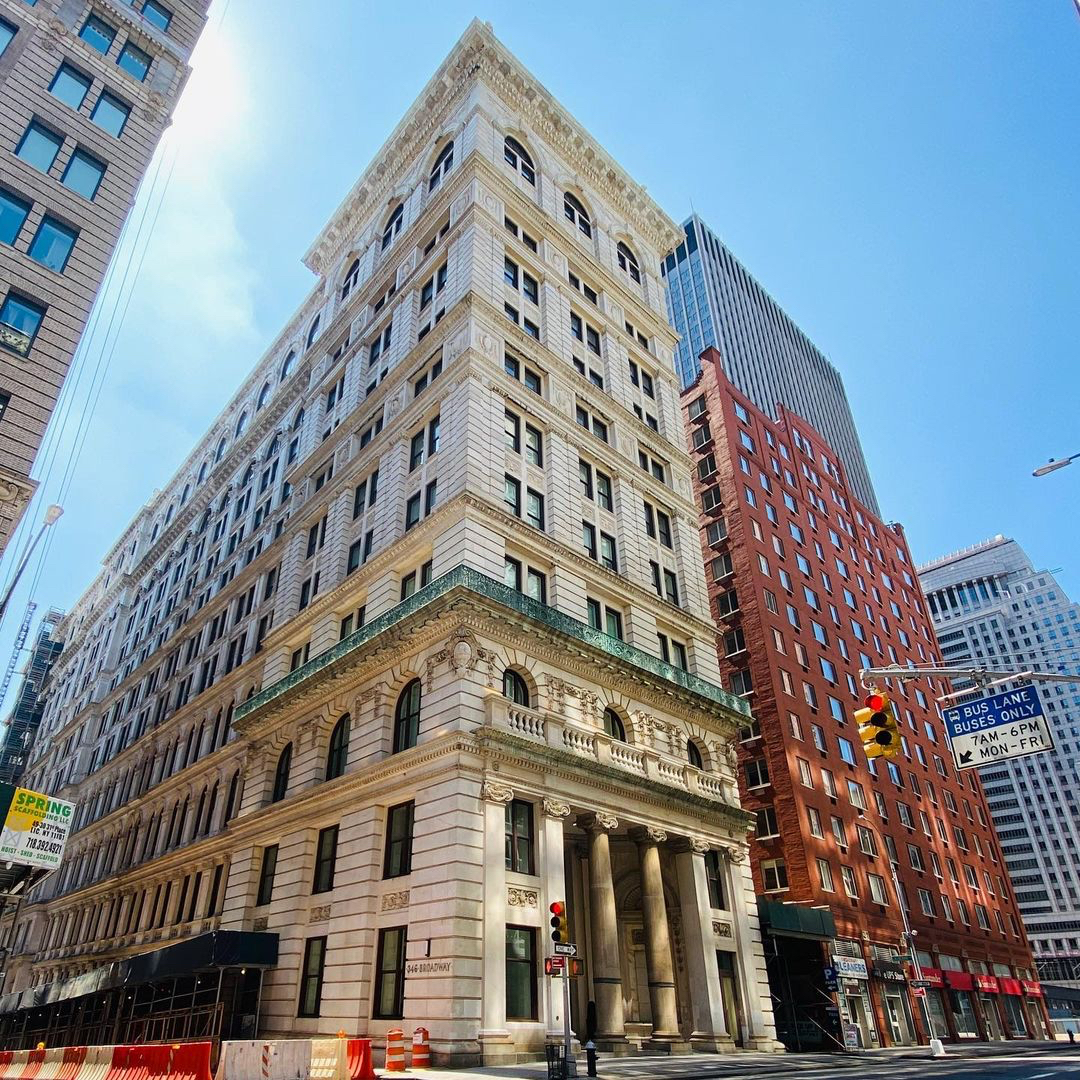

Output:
xmin=0 ymin=930 xmax=276 ymax=1014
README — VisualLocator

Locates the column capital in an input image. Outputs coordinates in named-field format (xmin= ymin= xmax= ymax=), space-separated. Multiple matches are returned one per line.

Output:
xmin=481 ymin=780 xmax=515 ymax=804
xmin=542 ymin=798 xmax=572 ymax=819
xmin=629 ymin=825 xmax=668 ymax=846
xmin=670 ymin=836 xmax=712 ymax=855
xmin=578 ymin=810 xmax=618 ymax=833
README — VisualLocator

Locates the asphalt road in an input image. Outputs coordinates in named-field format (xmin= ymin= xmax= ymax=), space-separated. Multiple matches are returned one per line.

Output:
xmin=572 ymin=1046 xmax=1080 ymax=1079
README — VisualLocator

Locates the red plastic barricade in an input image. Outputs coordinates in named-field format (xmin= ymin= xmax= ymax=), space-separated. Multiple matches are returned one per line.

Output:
xmin=17 ymin=1048 xmax=46 ymax=1080
xmin=58 ymin=1048 xmax=88 ymax=1080
xmin=344 ymin=1040 xmax=375 ymax=1080
xmin=160 ymin=1044 xmax=211 ymax=1080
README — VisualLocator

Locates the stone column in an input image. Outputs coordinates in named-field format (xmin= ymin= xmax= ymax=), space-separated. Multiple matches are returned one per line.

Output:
xmin=479 ymin=781 xmax=514 ymax=1060
xmin=674 ymin=838 xmax=731 ymax=1050
xmin=580 ymin=812 xmax=625 ymax=1043
xmin=542 ymin=800 xmax=573 ymax=1039
xmin=630 ymin=827 xmax=680 ymax=1039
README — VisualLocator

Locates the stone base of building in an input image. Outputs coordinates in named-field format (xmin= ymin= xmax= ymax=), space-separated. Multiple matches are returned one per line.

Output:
xmin=689 ymin=1033 xmax=738 ymax=1052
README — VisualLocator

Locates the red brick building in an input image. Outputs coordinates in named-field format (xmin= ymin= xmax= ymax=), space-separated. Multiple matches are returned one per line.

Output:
xmin=682 ymin=348 xmax=1048 ymax=1050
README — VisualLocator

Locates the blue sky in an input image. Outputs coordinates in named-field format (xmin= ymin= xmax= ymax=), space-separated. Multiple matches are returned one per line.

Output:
xmin=1 ymin=0 xmax=1078 ymax=699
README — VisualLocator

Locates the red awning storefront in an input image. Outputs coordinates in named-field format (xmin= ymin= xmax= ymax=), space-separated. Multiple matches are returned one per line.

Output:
xmin=1021 ymin=979 xmax=1043 ymax=997
xmin=973 ymin=974 xmax=999 ymax=993
xmin=907 ymin=965 xmax=945 ymax=987
xmin=999 ymin=977 xmax=1023 ymax=995
xmin=944 ymin=970 xmax=975 ymax=991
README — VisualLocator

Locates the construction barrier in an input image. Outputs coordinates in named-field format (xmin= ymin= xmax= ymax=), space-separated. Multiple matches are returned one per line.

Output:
xmin=383 ymin=1029 xmax=404 ymax=1074
xmin=410 ymin=1029 xmax=429 ymax=1069
xmin=0 ymin=1044 xmax=212 ymax=1080
xmin=214 ymin=1039 xmax=375 ymax=1080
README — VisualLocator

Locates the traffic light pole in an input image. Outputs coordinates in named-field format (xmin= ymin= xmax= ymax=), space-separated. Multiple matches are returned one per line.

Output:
xmin=563 ymin=963 xmax=575 ymax=1077
xmin=890 ymin=865 xmax=946 ymax=1058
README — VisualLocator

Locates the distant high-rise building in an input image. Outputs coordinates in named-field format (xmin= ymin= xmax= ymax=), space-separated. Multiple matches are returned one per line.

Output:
xmin=683 ymin=351 xmax=1050 ymax=1048
xmin=662 ymin=214 xmax=878 ymax=513
xmin=919 ymin=537 xmax=1080 ymax=987
xmin=0 ymin=0 xmax=210 ymax=554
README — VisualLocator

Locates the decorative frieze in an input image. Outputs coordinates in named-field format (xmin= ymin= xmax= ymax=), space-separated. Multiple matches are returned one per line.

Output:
xmin=507 ymin=887 xmax=537 ymax=908
xmin=380 ymin=890 xmax=410 ymax=911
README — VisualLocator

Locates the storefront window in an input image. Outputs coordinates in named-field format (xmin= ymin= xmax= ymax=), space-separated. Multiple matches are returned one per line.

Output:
xmin=1002 ymin=994 xmax=1027 ymax=1036
xmin=950 ymin=990 xmax=979 ymax=1037
xmin=925 ymin=990 xmax=950 ymax=1042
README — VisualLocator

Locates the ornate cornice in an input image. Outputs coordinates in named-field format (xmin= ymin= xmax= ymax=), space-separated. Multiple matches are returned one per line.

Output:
xmin=304 ymin=20 xmax=680 ymax=277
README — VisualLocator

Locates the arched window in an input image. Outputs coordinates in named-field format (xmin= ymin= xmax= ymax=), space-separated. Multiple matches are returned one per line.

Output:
xmin=271 ymin=743 xmax=292 ymax=803
xmin=292 ymin=407 xmax=305 ymax=432
xmin=326 ymin=715 xmax=350 ymax=781
xmin=341 ymin=258 xmax=360 ymax=300
xmin=603 ymin=708 xmax=626 ymax=742
xmin=150 ymin=523 xmax=159 ymax=542
xmin=197 ymin=461 xmax=208 ymax=484
xmin=305 ymin=315 xmax=320 ymax=350
xmin=429 ymin=141 xmax=454 ymax=191
xmin=281 ymin=350 xmax=297 ymax=380
xmin=382 ymin=204 xmax=403 ymax=251
xmin=687 ymin=739 xmax=704 ymax=769
xmin=617 ymin=241 xmax=641 ymax=284
xmin=393 ymin=680 xmax=422 ymax=753
xmin=240 ymin=464 xmax=253 ymax=489
xmin=235 ymin=411 xmax=248 ymax=438
xmin=180 ymin=483 xmax=190 ymax=505
xmin=257 ymin=382 xmax=271 ymax=410
xmin=198 ymin=508 xmax=212 ymax=534
xmin=503 ymin=136 xmax=535 ymax=184
xmin=164 ymin=504 xmax=173 ymax=524
xmin=223 ymin=770 xmax=240 ymax=823
xmin=502 ymin=669 xmax=529 ymax=707
xmin=563 ymin=192 xmax=592 ymax=238
xmin=214 ymin=437 xmax=227 ymax=463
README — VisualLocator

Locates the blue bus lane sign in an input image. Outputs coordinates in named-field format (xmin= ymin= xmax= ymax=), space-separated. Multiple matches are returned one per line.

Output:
xmin=941 ymin=685 xmax=1054 ymax=771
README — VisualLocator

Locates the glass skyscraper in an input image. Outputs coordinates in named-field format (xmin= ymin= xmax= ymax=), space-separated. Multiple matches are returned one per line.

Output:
xmin=662 ymin=214 xmax=879 ymax=513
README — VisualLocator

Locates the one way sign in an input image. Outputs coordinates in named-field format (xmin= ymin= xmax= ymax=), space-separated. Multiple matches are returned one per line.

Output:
xmin=942 ymin=685 xmax=1055 ymax=771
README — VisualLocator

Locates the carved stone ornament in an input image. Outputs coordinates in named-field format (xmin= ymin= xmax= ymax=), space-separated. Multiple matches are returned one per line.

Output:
xmin=252 ymin=916 xmax=269 ymax=932
xmin=713 ymin=920 xmax=734 ymax=939
xmin=542 ymin=799 xmax=571 ymax=820
xmin=726 ymin=845 xmax=746 ymax=864
xmin=507 ymin=887 xmax=538 ymax=908
xmin=590 ymin=811 xmax=618 ymax=832
xmin=381 ymin=890 xmax=410 ymax=911
xmin=643 ymin=826 xmax=668 ymax=844
xmin=481 ymin=781 xmax=515 ymax=804
xmin=690 ymin=838 xmax=711 ymax=855
xmin=310 ymin=904 xmax=332 ymax=923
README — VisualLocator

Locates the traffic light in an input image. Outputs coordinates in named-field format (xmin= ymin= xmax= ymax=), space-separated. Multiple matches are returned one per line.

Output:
xmin=550 ymin=900 xmax=569 ymax=944
xmin=855 ymin=690 xmax=900 ymax=759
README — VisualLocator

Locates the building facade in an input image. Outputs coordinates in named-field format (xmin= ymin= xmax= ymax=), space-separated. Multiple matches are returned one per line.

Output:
xmin=919 ymin=537 xmax=1080 ymax=987
xmin=0 ymin=0 xmax=208 ymax=554
xmin=681 ymin=348 xmax=1049 ymax=1051
xmin=0 ymin=606 xmax=63 ymax=784
xmin=0 ymin=22 xmax=780 ymax=1064
xmin=662 ymin=214 xmax=878 ymax=514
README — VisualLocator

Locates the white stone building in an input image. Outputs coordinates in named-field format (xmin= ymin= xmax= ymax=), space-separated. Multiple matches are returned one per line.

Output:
xmin=1 ymin=21 xmax=778 ymax=1064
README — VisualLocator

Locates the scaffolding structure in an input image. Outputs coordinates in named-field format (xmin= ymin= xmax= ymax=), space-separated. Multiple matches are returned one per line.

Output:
xmin=0 ymin=608 xmax=64 ymax=786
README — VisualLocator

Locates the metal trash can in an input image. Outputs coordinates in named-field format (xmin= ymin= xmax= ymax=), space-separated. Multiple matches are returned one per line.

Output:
xmin=546 ymin=1043 xmax=567 ymax=1080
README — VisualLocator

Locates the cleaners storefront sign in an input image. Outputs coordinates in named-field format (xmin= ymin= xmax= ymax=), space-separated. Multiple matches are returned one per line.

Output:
xmin=942 ymin=685 xmax=1054 ymax=771
xmin=0 ymin=783 xmax=75 ymax=870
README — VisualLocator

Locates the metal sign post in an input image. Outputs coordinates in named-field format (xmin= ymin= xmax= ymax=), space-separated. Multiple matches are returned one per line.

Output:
xmin=891 ymin=866 xmax=945 ymax=1057
xmin=563 ymin=961 xmax=575 ymax=1077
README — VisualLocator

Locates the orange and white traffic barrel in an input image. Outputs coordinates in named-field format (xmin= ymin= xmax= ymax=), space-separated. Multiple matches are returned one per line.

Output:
xmin=384 ymin=1028 xmax=406 ymax=1073
xmin=411 ymin=1027 xmax=431 ymax=1068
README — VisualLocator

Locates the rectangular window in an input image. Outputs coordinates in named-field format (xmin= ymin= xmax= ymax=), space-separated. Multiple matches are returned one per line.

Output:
xmin=62 ymin=149 xmax=106 ymax=200
xmin=505 ymin=926 xmax=538 ymax=1020
xmin=372 ymin=927 xmax=407 ymax=1019
xmin=0 ymin=293 xmax=46 ymax=357
xmin=705 ymin=850 xmax=727 ymax=909
xmin=141 ymin=1 xmax=173 ymax=32
xmin=505 ymin=799 xmax=533 ymax=874
xmin=255 ymin=844 xmax=278 ymax=906
xmin=298 ymin=936 xmax=327 ymax=1018
xmin=383 ymin=801 xmax=414 ymax=878
xmin=16 ymin=121 xmax=64 ymax=174
xmin=117 ymin=41 xmax=151 ymax=81
xmin=29 ymin=216 xmax=78 ymax=273
xmin=80 ymin=15 xmax=116 ymax=53
xmin=312 ymin=825 xmax=338 ymax=894
xmin=0 ymin=18 xmax=15 ymax=58
xmin=49 ymin=63 xmax=92 ymax=109
xmin=504 ymin=475 xmax=521 ymax=518
xmin=0 ymin=190 xmax=31 ymax=247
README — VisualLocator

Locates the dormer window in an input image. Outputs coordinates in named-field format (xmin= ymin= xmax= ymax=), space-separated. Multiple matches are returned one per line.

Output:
xmin=563 ymin=193 xmax=591 ymax=238
xmin=504 ymin=136 xmax=535 ymax=185
xmin=429 ymin=141 xmax=454 ymax=192
xmin=617 ymin=241 xmax=640 ymax=283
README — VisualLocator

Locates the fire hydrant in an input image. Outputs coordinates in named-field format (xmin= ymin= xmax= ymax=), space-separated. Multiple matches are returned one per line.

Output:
xmin=585 ymin=1040 xmax=597 ymax=1077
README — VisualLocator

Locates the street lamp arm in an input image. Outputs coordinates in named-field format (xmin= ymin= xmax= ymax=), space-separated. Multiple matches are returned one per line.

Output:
xmin=1032 ymin=452 xmax=1079 ymax=477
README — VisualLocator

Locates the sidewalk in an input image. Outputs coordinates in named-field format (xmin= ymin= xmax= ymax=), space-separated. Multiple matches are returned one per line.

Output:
xmin=392 ymin=1039 xmax=1073 ymax=1079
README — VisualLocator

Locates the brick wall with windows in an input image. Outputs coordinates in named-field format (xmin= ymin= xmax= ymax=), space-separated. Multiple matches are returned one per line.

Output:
xmin=683 ymin=346 xmax=1036 ymax=974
